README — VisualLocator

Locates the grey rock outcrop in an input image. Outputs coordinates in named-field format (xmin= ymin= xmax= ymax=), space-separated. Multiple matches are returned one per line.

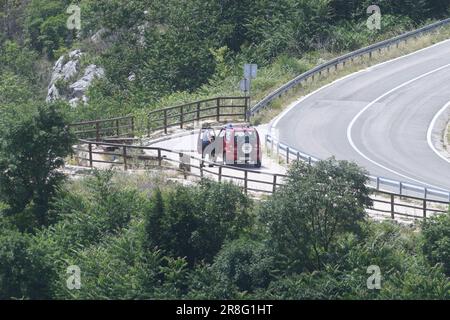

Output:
xmin=46 ymin=49 xmax=105 ymax=106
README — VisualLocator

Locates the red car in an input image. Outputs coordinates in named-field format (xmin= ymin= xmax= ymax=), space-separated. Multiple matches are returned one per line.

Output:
xmin=198 ymin=125 xmax=262 ymax=168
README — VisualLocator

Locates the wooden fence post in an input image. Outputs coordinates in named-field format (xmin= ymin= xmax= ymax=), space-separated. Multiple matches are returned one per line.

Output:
xmin=423 ymin=200 xmax=427 ymax=219
xmin=158 ymin=149 xmax=162 ymax=166
xmin=147 ymin=117 xmax=151 ymax=137
xmin=197 ymin=102 xmax=201 ymax=121
xmin=216 ymin=98 xmax=221 ymax=122
xmin=391 ymin=194 xmax=395 ymax=219
xmin=96 ymin=122 xmax=100 ymax=141
xmin=245 ymin=97 xmax=249 ymax=122
xmin=163 ymin=109 xmax=168 ymax=134
xmin=244 ymin=170 xmax=248 ymax=194
xmin=123 ymin=146 xmax=128 ymax=171
xmin=88 ymin=143 xmax=93 ymax=168
xmin=180 ymin=105 xmax=184 ymax=129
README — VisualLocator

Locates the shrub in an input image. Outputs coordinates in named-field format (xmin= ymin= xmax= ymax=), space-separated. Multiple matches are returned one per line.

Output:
xmin=259 ymin=158 xmax=372 ymax=273
xmin=422 ymin=213 xmax=450 ymax=276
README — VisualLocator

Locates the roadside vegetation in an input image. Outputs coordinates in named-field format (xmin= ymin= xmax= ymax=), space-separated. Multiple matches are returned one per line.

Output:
xmin=0 ymin=129 xmax=449 ymax=299
xmin=0 ymin=0 xmax=449 ymax=299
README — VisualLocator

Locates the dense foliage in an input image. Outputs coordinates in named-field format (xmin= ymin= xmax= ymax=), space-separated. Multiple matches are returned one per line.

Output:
xmin=1 ymin=0 xmax=449 ymax=118
xmin=0 ymin=0 xmax=449 ymax=300
xmin=0 ymin=157 xmax=448 ymax=299
xmin=0 ymin=103 xmax=75 ymax=229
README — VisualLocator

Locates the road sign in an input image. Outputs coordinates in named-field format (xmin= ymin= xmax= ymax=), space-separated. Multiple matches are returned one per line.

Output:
xmin=239 ymin=79 xmax=250 ymax=92
xmin=244 ymin=64 xmax=258 ymax=79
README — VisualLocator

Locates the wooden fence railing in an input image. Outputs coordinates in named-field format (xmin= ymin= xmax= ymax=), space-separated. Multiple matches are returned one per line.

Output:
xmin=73 ymin=139 xmax=449 ymax=220
xmin=69 ymin=96 xmax=249 ymax=140
xmin=69 ymin=116 xmax=135 ymax=141
xmin=147 ymin=96 xmax=250 ymax=135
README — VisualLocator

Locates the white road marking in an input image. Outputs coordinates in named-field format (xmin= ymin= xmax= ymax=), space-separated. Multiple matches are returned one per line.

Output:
xmin=427 ymin=101 xmax=450 ymax=164
xmin=271 ymin=38 xmax=450 ymax=133
xmin=347 ymin=63 xmax=450 ymax=191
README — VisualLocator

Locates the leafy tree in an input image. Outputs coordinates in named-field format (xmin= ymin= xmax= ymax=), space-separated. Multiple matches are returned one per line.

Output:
xmin=0 ymin=103 xmax=75 ymax=227
xmin=24 ymin=0 xmax=74 ymax=57
xmin=259 ymin=158 xmax=372 ymax=273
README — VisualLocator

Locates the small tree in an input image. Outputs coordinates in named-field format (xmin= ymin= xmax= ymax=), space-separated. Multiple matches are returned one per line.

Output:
xmin=0 ymin=104 xmax=75 ymax=227
xmin=260 ymin=158 xmax=372 ymax=273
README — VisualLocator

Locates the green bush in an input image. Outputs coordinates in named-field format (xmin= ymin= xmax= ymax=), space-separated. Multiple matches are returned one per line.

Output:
xmin=144 ymin=179 xmax=253 ymax=265
xmin=212 ymin=239 xmax=275 ymax=293
xmin=422 ymin=213 xmax=450 ymax=276
xmin=259 ymin=158 xmax=372 ymax=273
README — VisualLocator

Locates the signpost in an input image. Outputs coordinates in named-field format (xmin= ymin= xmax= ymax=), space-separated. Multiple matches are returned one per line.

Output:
xmin=241 ymin=64 xmax=258 ymax=119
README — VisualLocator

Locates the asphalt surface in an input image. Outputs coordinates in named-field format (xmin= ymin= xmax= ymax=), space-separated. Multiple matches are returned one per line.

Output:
xmin=273 ymin=39 xmax=450 ymax=192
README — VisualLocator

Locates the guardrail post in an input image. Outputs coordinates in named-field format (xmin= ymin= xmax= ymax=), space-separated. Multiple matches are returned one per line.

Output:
xmin=123 ymin=146 xmax=128 ymax=171
xmin=399 ymin=182 xmax=403 ymax=196
xmin=369 ymin=51 xmax=372 ymax=59
xmin=308 ymin=156 xmax=312 ymax=166
xmin=131 ymin=117 xmax=135 ymax=137
xmin=158 ymin=149 xmax=162 ymax=166
xmin=376 ymin=177 xmax=380 ymax=190
xmin=218 ymin=166 xmax=222 ymax=182
xmin=297 ymin=152 xmax=300 ymax=162
xmin=272 ymin=175 xmax=277 ymax=193
xmin=116 ymin=119 xmax=120 ymax=137
xmin=88 ymin=143 xmax=93 ymax=168
xmin=286 ymin=147 xmax=290 ymax=164
xmin=424 ymin=188 xmax=428 ymax=199
xmin=216 ymin=98 xmax=221 ymax=122
xmin=163 ymin=110 xmax=168 ymax=134
xmin=390 ymin=194 xmax=395 ymax=219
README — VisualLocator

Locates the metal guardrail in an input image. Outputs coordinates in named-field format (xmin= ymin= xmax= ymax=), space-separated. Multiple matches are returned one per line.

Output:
xmin=250 ymin=18 xmax=450 ymax=115
xmin=265 ymin=134 xmax=450 ymax=203
xmin=148 ymin=96 xmax=249 ymax=135
xmin=255 ymin=18 xmax=450 ymax=203
xmin=72 ymin=138 xmax=449 ymax=220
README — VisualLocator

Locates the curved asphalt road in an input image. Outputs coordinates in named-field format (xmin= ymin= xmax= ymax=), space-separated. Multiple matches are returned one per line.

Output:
xmin=273 ymin=39 xmax=450 ymax=192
